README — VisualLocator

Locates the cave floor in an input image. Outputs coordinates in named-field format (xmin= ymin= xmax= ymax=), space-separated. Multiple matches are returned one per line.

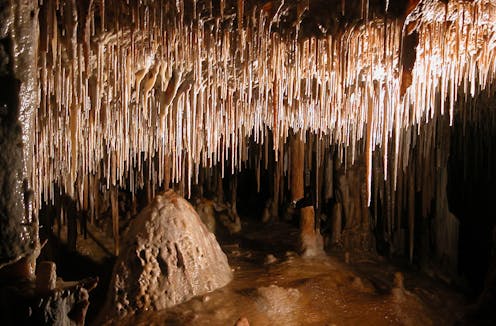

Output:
xmin=114 ymin=222 xmax=467 ymax=326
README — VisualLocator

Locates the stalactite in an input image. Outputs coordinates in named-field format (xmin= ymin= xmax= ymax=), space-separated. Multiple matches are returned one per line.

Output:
xmin=31 ymin=0 xmax=496 ymax=257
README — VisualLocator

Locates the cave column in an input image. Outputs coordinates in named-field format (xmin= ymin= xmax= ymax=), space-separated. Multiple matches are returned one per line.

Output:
xmin=434 ymin=162 xmax=459 ymax=270
xmin=111 ymin=185 xmax=120 ymax=256
xmin=290 ymin=132 xmax=322 ymax=257
xmin=216 ymin=167 xmax=224 ymax=203
xmin=230 ymin=174 xmax=237 ymax=215
xmin=271 ymin=152 xmax=282 ymax=220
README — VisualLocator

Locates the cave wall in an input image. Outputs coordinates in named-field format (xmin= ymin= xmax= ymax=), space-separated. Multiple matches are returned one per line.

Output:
xmin=0 ymin=0 xmax=38 ymax=269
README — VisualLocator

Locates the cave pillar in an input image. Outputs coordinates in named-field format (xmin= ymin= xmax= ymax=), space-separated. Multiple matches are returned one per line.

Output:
xmin=216 ymin=168 xmax=224 ymax=203
xmin=230 ymin=174 xmax=237 ymax=216
xmin=271 ymin=154 xmax=282 ymax=220
xmin=0 ymin=0 xmax=39 ymax=273
xmin=333 ymin=154 xmax=374 ymax=252
xmin=111 ymin=185 xmax=120 ymax=256
xmin=434 ymin=164 xmax=459 ymax=270
xmin=290 ymin=133 xmax=322 ymax=257
xmin=290 ymin=134 xmax=304 ymax=204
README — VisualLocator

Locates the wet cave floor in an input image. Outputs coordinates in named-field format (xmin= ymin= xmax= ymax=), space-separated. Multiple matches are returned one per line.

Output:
xmin=108 ymin=222 xmax=467 ymax=326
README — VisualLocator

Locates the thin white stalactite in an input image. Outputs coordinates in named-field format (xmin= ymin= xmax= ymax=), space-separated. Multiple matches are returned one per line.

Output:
xmin=34 ymin=0 xmax=496 ymax=220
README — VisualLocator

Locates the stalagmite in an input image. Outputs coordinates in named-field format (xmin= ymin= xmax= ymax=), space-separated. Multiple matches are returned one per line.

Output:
xmin=408 ymin=168 xmax=415 ymax=263
xmin=331 ymin=202 xmax=343 ymax=245
xmin=291 ymin=135 xmax=305 ymax=205
xmin=111 ymin=186 xmax=119 ymax=256
xmin=291 ymin=133 xmax=322 ymax=257
xmin=435 ymin=164 xmax=459 ymax=269
xmin=230 ymin=175 xmax=238 ymax=217
xmin=103 ymin=191 xmax=232 ymax=319
xmin=271 ymin=149 xmax=282 ymax=220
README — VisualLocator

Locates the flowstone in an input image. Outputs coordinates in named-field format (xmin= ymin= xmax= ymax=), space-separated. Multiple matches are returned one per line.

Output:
xmin=104 ymin=190 xmax=232 ymax=319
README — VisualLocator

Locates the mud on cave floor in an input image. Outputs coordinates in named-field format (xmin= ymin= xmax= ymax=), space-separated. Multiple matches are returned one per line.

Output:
xmin=109 ymin=221 xmax=467 ymax=326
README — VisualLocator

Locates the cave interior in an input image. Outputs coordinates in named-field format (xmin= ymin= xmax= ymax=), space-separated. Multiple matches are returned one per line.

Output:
xmin=0 ymin=0 xmax=496 ymax=325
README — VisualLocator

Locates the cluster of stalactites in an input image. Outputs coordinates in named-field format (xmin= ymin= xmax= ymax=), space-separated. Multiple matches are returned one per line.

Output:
xmin=34 ymin=0 xmax=496 ymax=217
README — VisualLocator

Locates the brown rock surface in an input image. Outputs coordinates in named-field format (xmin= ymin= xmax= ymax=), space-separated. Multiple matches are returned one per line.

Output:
xmin=195 ymin=198 xmax=217 ymax=233
xmin=104 ymin=190 xmax=232 ymax=319
xmin=0 ymin=0 xmax=38 ymax=269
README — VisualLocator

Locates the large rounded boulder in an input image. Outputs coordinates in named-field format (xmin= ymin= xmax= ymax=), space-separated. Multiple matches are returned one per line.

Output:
xmin=104 ymin=190 xmax=232 ymax=319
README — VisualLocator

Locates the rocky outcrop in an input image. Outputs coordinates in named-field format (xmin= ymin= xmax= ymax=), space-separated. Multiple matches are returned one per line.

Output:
xmin=104 ymin=190 xmax=232 ymax=319
xmin=0 ymin=0 xmax=39 ymax=269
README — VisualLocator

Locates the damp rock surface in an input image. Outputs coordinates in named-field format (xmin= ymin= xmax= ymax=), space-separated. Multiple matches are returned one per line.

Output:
xmin=0 ymin=0 xmax=38 ymax=269
xmin=104 ymin=190 xmax=232 ymax=320
xmin=256 ymin=285 xmax=301 ymax=319
xmin=122 ymin=222 xmax=466 ymax=326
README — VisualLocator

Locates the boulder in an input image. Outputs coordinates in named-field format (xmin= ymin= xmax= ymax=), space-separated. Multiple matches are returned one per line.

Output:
xmin=104 ymin=190 xmax=232 ymax=319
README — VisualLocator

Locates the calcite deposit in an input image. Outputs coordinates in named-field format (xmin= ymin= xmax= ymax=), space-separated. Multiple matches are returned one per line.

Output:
xmin=104 ymin=190 xmax=232 ymax=319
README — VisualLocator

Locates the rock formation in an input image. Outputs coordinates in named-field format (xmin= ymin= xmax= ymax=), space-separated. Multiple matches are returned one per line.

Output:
xmin=104 ymin=190 xmax=232 ymax=319
xmin=256 ymin=285 xmax=302 ymax=324
xmin=291 ymin=133 xmax=324 ymax=257
xmin=194 ymin=198 xmax=217 ymax=233
xmin=332 ymin=155 xmax=375 ymax=252
xmin=0 ymin=258 xmax=97 ymax=325
xmin=0 ymin=0 xmax=38 ymax=272
xmin=194 ymin=197 xmax=241 ymax=234
xmin=0 ymin=1 xmax=99 ymax=324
